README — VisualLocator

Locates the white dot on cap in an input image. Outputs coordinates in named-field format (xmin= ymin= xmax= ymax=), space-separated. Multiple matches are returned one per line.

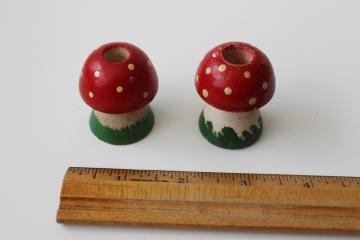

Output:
xmin=224 ymin=87 xmax=232 ymax=95
xmin=244 ymin=71 xmax=251 ymax=78
xmin=218 ymin=64 xmax=227 ymax=72
xmin=249 ymin=97 xmax=257 ymax=105
xmin=89 ymin=91 xmax=94 ymax=98
xmin=128 ymin=64 xmax=135 ymax=71
xmin=94 ymin=71 xmax=100 ymax=78
xmin=195 ymin=75 xmax=199 ymax=82
xmin=205 ymin=67 xmax=211 ymax=75
xmin=116 ymin=86 xmax=123 ymax=93
xmin=143 ymin=91 xmax=149 ymax=98
xmin=262 ymin=82 xmax=268 ymax=90
xmin=202 ymin=89 xmax=208 ymax=98
xmin=212 ymin=53 xmax=217 ymax=58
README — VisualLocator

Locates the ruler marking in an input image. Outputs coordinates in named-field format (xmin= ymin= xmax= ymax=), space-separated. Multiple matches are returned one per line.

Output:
xmin=247 ymin=175 xmax=252 ymax=186
xmin=93 ymin=169 xmax=97 ymax=179
xmin=124 ymin=170 xmax=128 ymax=181
xmin=294 ymin=176 xmax=298 ymax=183
xmin=356 ymin=178 xmax=360 ymax=185
xmin=352 ymin=177 xmax=357 ymax=183
xmin=353 ymin=177 xmax=357 ymax=183
xmin=315 ymin=176 xmax=320 ymax=183
xmin=310 ymin=179 xmax=315 ymax=188
xmin=65 ymin=168 xmax=360 ymax=189
xmin=301 ymin=175 xmax=306 ymax=182
xmin=340 ymin=179 xmax=346 ymax=188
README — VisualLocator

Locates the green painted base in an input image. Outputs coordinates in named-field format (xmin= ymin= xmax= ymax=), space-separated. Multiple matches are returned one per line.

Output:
xmin=199 ymin=111 xmax=262 ymax=149
xmin=89 ymin=109 xmax=155 ymax=145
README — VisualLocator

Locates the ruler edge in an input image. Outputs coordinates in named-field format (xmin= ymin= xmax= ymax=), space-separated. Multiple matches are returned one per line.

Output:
xmin=65 ymin=166 xmax=360 ymax=179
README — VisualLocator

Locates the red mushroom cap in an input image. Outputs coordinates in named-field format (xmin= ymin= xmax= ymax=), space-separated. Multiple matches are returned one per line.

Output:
xmin=195 ymin=42 xmax=275 ymax=112
xmin=79 ymin=42 xmax=158 ymax=114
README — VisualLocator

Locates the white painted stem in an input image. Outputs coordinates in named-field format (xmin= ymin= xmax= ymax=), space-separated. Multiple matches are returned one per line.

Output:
xmin=94 ymin=105 xmax=150 ymax=130
xmin=203 ymin=103 xmax=261 ymax=138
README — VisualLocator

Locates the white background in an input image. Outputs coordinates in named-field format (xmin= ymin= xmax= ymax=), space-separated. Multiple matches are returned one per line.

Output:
xmin=1 ymin=0 xmax=360 ymax=239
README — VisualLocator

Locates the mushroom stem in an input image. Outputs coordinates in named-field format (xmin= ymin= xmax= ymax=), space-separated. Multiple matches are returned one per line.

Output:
xmin=199 ymin=103 xmax=262 ymax=149
xmin=89 ymin=105 xmax=154 ymax=145
xmin=94 ymin=106 xmax=151 ymax=130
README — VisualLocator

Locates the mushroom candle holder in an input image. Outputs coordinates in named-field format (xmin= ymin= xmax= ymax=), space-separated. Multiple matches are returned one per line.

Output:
xmin=79 ymin=42 xmax=158 ymax=145
xmin=195 ymin=42 xmax=275 ymax=149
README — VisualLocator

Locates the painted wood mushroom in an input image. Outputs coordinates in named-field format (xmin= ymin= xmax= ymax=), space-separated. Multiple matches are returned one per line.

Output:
xmin=195 ymin=42 xmax=275 ymax=149
xmin=79 ymin=42 xmax=158 ymax=145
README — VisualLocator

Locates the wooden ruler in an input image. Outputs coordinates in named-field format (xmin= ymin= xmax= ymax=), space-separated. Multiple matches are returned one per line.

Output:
xmin=57 ymin=167 xmax=360 ymax=232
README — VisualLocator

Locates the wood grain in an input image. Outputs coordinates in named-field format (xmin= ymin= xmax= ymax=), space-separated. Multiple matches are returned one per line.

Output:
xmin=57 ymin=167 xmax=360 ymax=232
